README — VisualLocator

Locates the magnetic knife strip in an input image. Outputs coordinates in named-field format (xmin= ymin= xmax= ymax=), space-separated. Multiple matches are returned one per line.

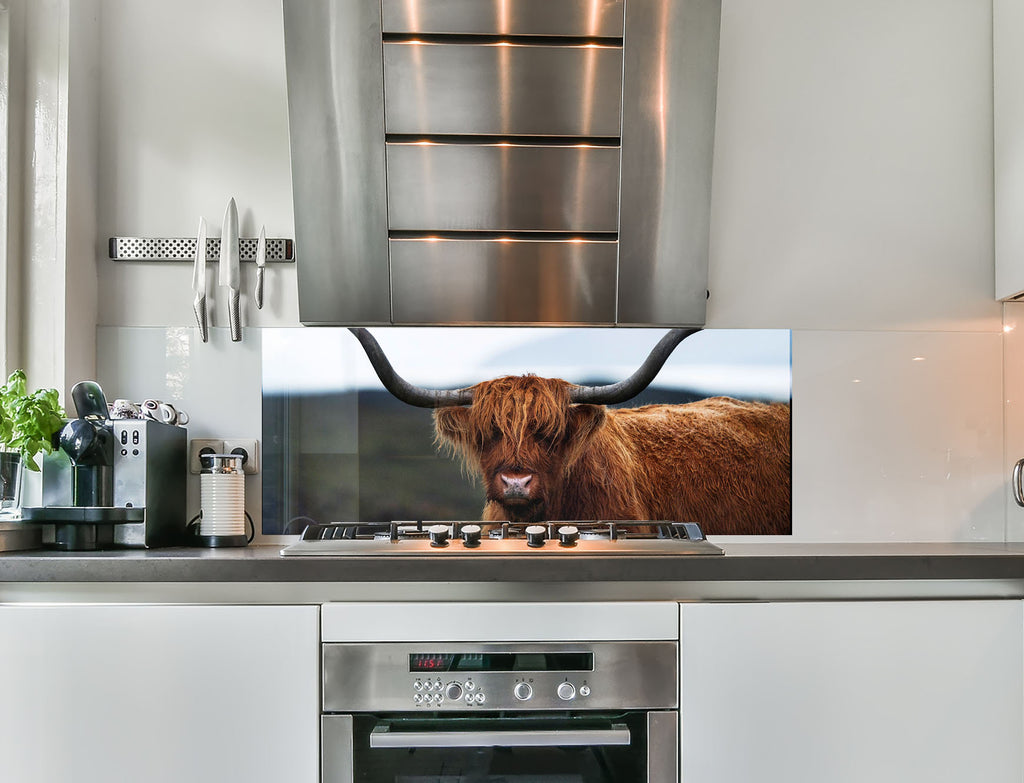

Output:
xmin=109 ymin=237 xmax=294 ymax=263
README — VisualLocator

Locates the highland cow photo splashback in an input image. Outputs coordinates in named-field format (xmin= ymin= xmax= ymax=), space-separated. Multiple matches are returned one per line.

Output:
xmin=262 ymin=328 xmax=792 ymax=537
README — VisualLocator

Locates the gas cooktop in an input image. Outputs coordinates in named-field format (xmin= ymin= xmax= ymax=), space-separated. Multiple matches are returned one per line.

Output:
xmin=279 ymin=520 xmax=723 ymax=557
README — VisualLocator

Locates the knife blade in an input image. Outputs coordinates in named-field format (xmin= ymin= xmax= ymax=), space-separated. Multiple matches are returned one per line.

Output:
xmin=219 ymin=197 xmax=241 ymax=341
xmin=192 ymin=216 xmax=209 ymax=342
xmin=254 ymin=224 xmax=266 ymax=310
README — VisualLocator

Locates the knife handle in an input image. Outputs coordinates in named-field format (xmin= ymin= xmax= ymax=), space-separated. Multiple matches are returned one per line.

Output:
xmin=193 ymin=295 xmax=209 ymax=343
xmin=228 ymin=289 xmax=242 ymax=342
xmin=255 ymin=267 xmax=265 ymax=310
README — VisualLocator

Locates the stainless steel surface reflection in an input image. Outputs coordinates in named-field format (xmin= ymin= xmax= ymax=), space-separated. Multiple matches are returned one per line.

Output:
xmin=283 ymin=0 xmax=391 ymax=325
xmin=284 ymin=0 xmax=720 ymax=326
xmin=386 ymin=143 xmax=621 ymax=232
xmin=281 ymin=520 xmax=723 ymax=556
xmin=384 ymin=42 xmax=623 ymax=137
xmin=322 ymin=641 xmax=678 ymax=712
xmin=618 ymin=0 xmax=721 ymax=326
xmin=320 ymin=637 xmax=680 ymax=781
xmin=381 ymin=0 xmax=626 ymax=37
xmin=390 ymin=238 xmax=617 ymax=323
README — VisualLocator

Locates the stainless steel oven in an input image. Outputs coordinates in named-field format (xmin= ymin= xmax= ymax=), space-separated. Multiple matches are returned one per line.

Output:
xmin=321 ymin=640 xmax=678 ymax=783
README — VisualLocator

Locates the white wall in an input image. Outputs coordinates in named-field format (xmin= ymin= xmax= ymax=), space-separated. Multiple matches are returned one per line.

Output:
xmin=89 ymin=0 xmax=1007 ymax=542
xmin=95 ymin=0 xmax=296 ymax=329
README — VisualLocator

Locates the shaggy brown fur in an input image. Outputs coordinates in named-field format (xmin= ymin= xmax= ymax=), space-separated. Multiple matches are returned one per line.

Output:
xmin=434 ymin=375 xmax=791 ymax=536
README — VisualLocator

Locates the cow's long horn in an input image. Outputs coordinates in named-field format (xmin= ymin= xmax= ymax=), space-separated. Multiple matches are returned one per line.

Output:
xmin=348 ymin=327 xmax=474 ymax=408
xmin=569 ymin=328 xmax=701 ymax=405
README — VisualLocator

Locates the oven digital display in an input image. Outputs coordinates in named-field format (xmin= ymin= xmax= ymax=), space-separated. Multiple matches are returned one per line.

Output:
xmin=409 ymin=652 xmax=594 ymax=673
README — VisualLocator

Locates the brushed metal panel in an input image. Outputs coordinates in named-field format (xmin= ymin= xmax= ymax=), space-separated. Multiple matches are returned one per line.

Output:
xmin=323 ymin=642 xmax=678 ymax=712
xmin=391 ymin=239 xmax=616 ymax=324
xmin=321 ymin=715 xmax=354 ymax=783
xmin=647 ymin=712 xmax=679 ymax=783
xmin=386 ymin=144 xmax=621 ymax=232
xmin=384 ymin=42 xmax=623 ymax=137
xmin=284 ymin=0 xmax=391 ymax=325
xmin=382 ymin=0 xmax=624 ymax=37
xmin=617 ymin=0 xmax=720 ymax=326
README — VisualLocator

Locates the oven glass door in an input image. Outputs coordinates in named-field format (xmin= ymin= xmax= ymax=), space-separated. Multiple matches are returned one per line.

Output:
xmin=325 ymin=712 xmax=667 ymax=783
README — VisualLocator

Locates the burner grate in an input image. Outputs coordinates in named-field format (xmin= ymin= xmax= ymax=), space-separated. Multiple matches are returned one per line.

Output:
xmin=280 ymin=519 xmax=724 ymax=556
xmin=296 ymin=519 xmax=711 ymax=544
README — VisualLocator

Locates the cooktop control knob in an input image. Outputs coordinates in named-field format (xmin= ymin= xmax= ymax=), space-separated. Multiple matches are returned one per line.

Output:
xmin=557 ymin=682 xmax=576 ymax=701
xmin=525 ymin=525 xmax=547 ymax=548
xmin=557 ymin=525 xmax=579 ymax=546
xmin=514 ymin=682 xmax=533 ymax=701
xmin=461 ymin=524 xmax=482 ymax=548
xmin=445 ymin=682 xmax=463 ymax=701
xmin=428 ymin=524 xmax=450 ymax=547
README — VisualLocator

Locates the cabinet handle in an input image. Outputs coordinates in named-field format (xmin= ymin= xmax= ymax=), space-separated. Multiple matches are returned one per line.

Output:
xmin=1013 ymin=459 xmax=1024 ymax=507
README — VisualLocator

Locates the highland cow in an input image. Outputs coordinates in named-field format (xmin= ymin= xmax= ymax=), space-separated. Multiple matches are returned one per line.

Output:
xmin=434 ymin=377 xmax=790 ymax=535
xmin=349 ymin=328 xmax=792 ymax=536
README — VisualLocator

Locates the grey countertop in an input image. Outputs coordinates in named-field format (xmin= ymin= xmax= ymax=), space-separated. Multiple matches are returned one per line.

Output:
xmin=2 ymin=542 xmax=1024 ymax=587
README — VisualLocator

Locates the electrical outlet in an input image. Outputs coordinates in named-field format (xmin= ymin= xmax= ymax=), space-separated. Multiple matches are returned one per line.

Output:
xmin=189 ymin=439 xmax=224 ymax=474
xmin=223 ymin=438 xmax=260 ymax=475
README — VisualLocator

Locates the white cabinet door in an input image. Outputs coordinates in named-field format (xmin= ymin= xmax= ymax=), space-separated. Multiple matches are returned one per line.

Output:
xmin=0 ymin=604 xmax=319 ymax=783
xmin=680 ymin=601 xmax=1023 ymax=783
xmin=996 ymin=0 xmax=1024 ymax=299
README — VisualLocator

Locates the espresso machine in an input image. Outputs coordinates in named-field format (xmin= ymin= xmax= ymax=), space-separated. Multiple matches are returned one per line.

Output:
xmin=22 ymin=381 xmax=187 ymax=550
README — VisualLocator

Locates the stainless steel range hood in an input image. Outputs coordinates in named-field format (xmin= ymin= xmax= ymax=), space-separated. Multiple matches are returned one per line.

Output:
xmin=283 ymin=0 xmax=721 ymax=326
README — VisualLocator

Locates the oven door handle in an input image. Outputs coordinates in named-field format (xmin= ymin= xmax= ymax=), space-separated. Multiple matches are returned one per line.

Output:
xmin=369 ymin=723 xmax=631 ymax=749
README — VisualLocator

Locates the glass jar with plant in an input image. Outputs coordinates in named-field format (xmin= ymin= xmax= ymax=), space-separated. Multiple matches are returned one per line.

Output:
xmin=0 ymin=370 xmax=65 ymax=515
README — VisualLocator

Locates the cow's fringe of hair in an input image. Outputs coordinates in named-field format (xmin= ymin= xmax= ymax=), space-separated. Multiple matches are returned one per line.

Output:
xmin=468 ymin=375 xmax=572 ymax=458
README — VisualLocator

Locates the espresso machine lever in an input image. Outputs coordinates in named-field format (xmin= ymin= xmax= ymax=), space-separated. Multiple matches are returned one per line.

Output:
xmin=62 ymin=381 xmax=116 ymax=507
xmin=71 ymin=380 xmax=111 ymax=420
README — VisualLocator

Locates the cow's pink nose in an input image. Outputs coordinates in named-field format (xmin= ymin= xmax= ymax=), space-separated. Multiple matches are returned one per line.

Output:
xmin=500 ymin=474 xmax=533 ymax=496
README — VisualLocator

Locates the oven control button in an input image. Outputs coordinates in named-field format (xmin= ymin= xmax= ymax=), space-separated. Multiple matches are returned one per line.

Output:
xmin=465 ymin=693 xmax=474 ymax=705
xmin=474 ymin=692 xmax=486 ymax=705
xmin=413 ymin=680 xmax=423 ymax=691
xmin=445 ymin=682 xmax=464 ymax=701
xmin=579 ymin=685 xmax=591 ymax=697
xmin=525 ymin=525 xmax=547 ymax=547
xmin=414 ymin=694 xmax=423 ymax=705
xmin=434 ymin=693 xmax=443 ymax=703
xmin=465 ymin=680 xmax=476 ymax=691
xmin=428 ymin=524 xmax=450 ymax=547
xmin=556 ymin=682 xmax=576 ymax=701
xmin=514 ymin=682 xmax=533 ymax=701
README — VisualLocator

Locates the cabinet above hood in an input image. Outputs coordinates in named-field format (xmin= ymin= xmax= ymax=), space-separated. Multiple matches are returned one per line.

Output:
xmin=283 ymin=0 xmax=721 ymax=327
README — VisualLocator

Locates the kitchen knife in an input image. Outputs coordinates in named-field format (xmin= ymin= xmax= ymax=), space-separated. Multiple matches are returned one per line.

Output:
xmin=219 ymin=197 xmax=241 ymax=341
xmin=254 ymin=224 xmax=266 ymax=310
xmin=192 ymin=216 xmax=209 ymax=342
